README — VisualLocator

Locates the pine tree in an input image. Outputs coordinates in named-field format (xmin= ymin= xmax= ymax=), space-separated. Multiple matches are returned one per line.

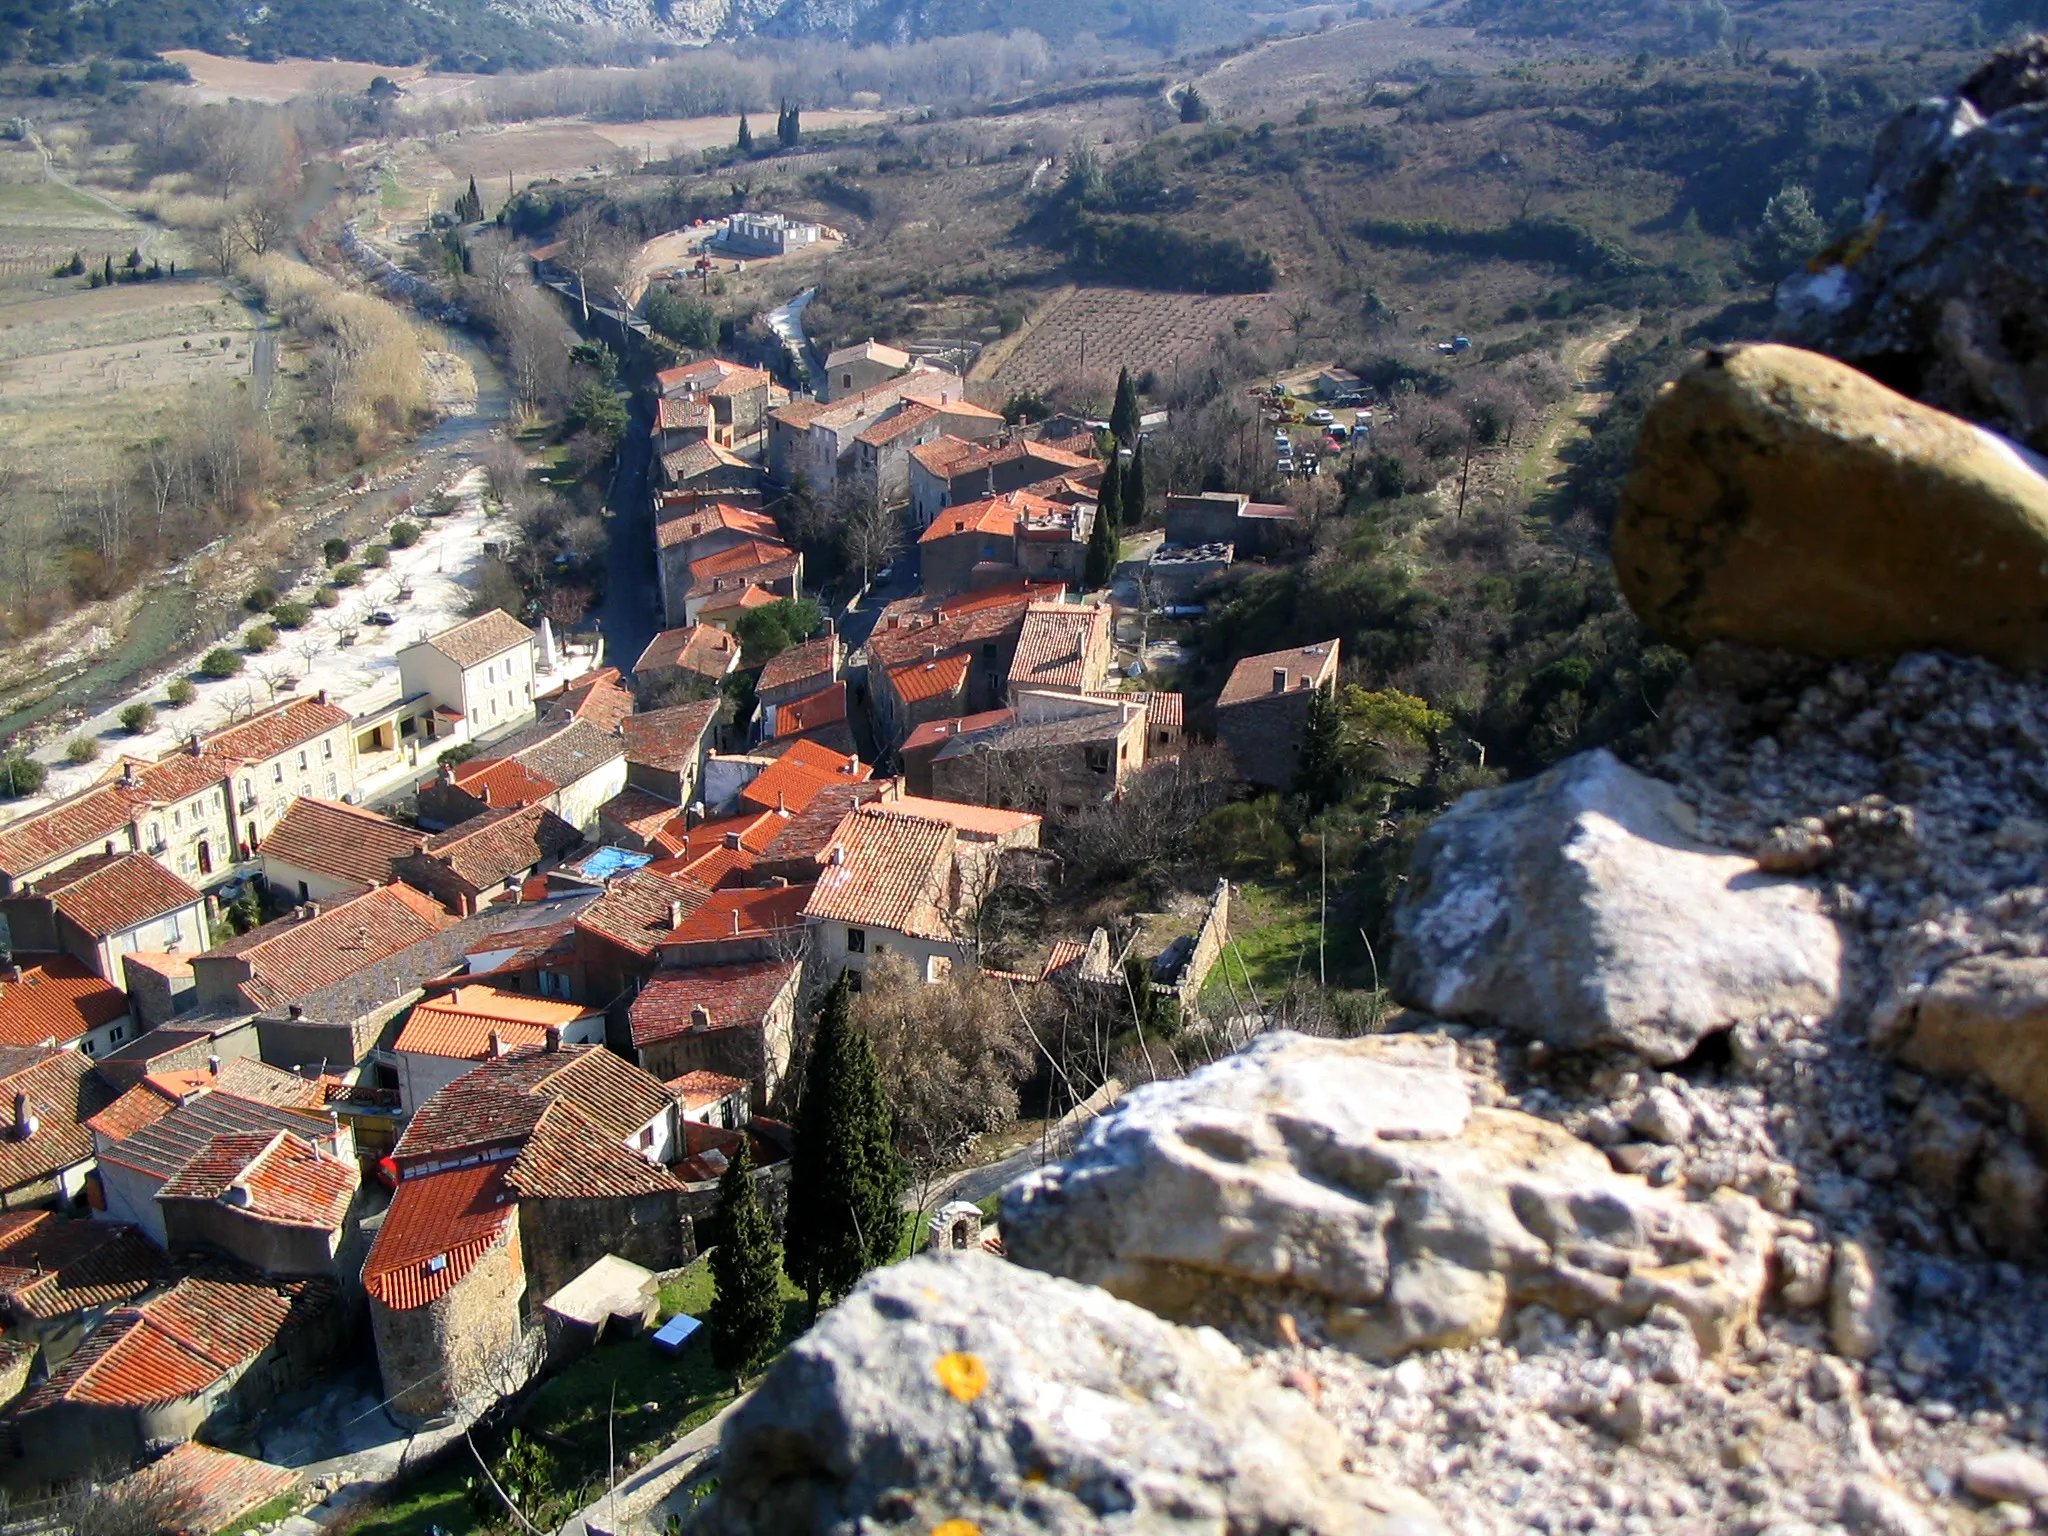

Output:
xmin=1123 ymin=441 xmax=1147 ymax=526
xmin=103 ymin=255 xmax=114 ymax=285
xmin=1109 ymin=365 xmax=1140 ymax=446
xmin=1293 ymin=682 xmax=1347 ymax=813
xmin=706 ymin=1141 xmax=783 ymax=1389
xmin=737 ymin=111 xmax=753 ymax=152
xmin=787 ymin=976 xmax=903 ymax=1312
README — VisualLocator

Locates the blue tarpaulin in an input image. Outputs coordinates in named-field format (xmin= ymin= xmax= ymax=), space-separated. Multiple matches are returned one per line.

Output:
xmin=652 ymin=1313 xmax=703 ymax=1351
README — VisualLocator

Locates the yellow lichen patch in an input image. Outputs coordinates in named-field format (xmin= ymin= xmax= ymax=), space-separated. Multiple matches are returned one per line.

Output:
xmin=934 ymin=1351 xmax=989 ymax=1404
xmin=931 ymin=1522 xmax=982 ymax=1536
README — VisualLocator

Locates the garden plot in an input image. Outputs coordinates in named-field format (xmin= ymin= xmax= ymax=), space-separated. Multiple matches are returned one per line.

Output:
xmin=979 ymin=287 xmax=1275 ymax=397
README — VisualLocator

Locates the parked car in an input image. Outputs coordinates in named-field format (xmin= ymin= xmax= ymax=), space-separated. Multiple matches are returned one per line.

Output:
xmin=1276 ymin=455 xmax=1295 ymax=474
xmin=369 ymin=610 xmax=398 ymax=627
xmin=1308 ymin=408 xmax=1335 ymax=425
xmin=1326 ymin=425 xmax=1349 ymax=444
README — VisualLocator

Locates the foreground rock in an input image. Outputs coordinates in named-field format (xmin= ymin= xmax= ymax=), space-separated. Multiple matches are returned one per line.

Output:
xmin=1613 ymin=343 xmax=2048 ymax=668
xmin=1776 ymin=36 xmax=2048 ymax=453
xmin=1002 ymin=1033 xmax=1773 ymax=1360
xmin=1387 ymin=749 xmax=1842 ymax=1063
xmin=1882 ymin=953 xmax=2048 ymax=1136
xmin=692 ymin=1250 xmax=1445 ymax=1536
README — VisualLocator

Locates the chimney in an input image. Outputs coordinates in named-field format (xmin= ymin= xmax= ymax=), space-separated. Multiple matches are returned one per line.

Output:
xmin=687 ymin=803 xmax=705 ymax=828
xmin=730 ymin=909 xmax=741 ymax=936
xmin=1271 ymin=668 xmax=1289 ymax=694
xmin=477 ymin=783 xmax=492 ymax=806
xmin=317 ymin=689 xmax=329 ymax=706
xmin=775 ymin=790 xmax=786 ymax=814
xmin=207 ymin=1055 xmax=220 ymax=1077
xmin=4 ymin=964 xmax=20 ymax=985
xmin=304 ymin=902 xmax=321 ymax=920
xmin=189 ymin=735 xmax=203 ymax=757
xmin=121 ymin=761 xmax=136 ymax=788
xmin=724 ymin=831 xmax=743 ymax=850
xmin=489 ymin=1030 xmax=506 ymax=1057
xmin=829 ymin=844 xmax=845 ymax=866
xmin=12 ymin=1094 xmax=34 ymax=1142
xmin=689 ymin=1004 xmax=710 ymax=1030
xmin=668 ymin=899 xmax=685 ymax=929
xmin=765 ymin=875 xmax=789 ymax=888
xmin=545 ymin=1024 xmax=564 ymax=1053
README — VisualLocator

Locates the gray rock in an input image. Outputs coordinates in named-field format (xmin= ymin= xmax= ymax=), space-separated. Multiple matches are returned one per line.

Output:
xmin=1886 ymin=954 xmax=2048 ymax=1140
xmin=1387 ymin=750 xmax=1844 ymax=1064
xmin=1963 ymin=1449 xmax=2048 ymax=1506
xmin=1002 ymin=1032 xmax=1773 ymax=1361
xmin=1775 ymin=38 xmax=2048 ymax=454
xmin=691 ymin=1250 xmax=1446 ymax=1536
xmin=1633 ymin=1087 xmax=1695 ymax=1146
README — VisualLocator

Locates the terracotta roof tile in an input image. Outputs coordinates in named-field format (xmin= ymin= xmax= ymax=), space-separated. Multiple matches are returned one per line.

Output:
xmin=1007 ymin=603 xmax=1109 ymax=693
xmin=0 ymin=782 xmax=140 ymax=881
xmin=855 ymin=401 xmax=936 ymax=448
xmin=261 ymin=800 xmax=428 ymax=890
xmin=919 ymin=491 xmax=1025 ymax=544
xmin=665 ymin=884 xmax=810 ymax=948
xmin=131 ymin=753 xmax=231 ymax=805
xmin=654 ymin=501 xmax=779 ymax=551
xmin=201 ymin=885 xmax=453 ymax=1009
xmin=110 ymin=1441 xmax=302 ymax=1536
xmin=98 ymin=1092 xmax=326 ymax=1183
xmin=739 ymin=739 xmax=870 ymax=815
xmin=774 ymin=682 xmax=848 ymax=737
xmin=660 ymin=441 xmax=751 ymax=484
xmin=874 ymin=796 xmax=1040 ymax=841
xmin=574 ymin=869 xmax=711 ymax=958
xmin=211 ymin=1058 xmax=328 ymax=1111
xmin=655 ymin=843 xmax=757 ymax=889
xmin=395 ymin=985 xmax=599 ymax=1061
xmin=622 ymin=700 xmax=722 ymax=772
xmin=688 ymin=539 xmax=794 ymax=584
xmin=414 ymin=805 xmax=583 ymax=893
xmin=887 ymin=652 xmax=970 ymax=705
xmin=361 ymin=1162 xmax=515 ymax=1311
xmin=507 ymin=1099 xmax=682 ymax=1200
xmin=698 ymin=585 xmax=781 ymax=620
xmin=753 ymin=782 xmax=887 ymax=871
xmin=669 ymin=1069 xmax=749 ymax=1109
xmin=0 ymin=1212 xmax=165 ymax=1320
xmin=598 ymin=789 xmax=680 ymax=841
xmin=156 ymin=1130 xmax=357 ymax=1230
xmin=539 ymin=669 xmax=635 ymax=733
xmin=395 ymin=1044 xmax=674 ymax=1165
xmin=648 ymin=808 xmax=781 ymax=862
xmin=19 ymin=1275 xmax=305 ymax=1410
xmin=478 ymin=719 xmax=625 ymax=790
xmin=909 ymin=435 xmax=982 ymax=475
xmin=634 ymin=625 xmax=739 ymax=681
xmin=0 ymin=1050 xmax=111 ymax=1194
xmin=755 ymin=636 xmax=838 ymax=698
xmin=900 ymin=708 xmax=1016 ymax=756
xmin=630 ymin=961 xmax=800 ymax=1048
xmin=0 ymin=954 xmax=127 ymax=1048
xmin=1217 ymin=640 xmax=1342 ymax=710
xmin=1086 ymin=690 xmax=1185 ymax=730
xmin=418 ymin=610 xmax=534 ymax=669
xmin=804 ymin=808 xmax=956 ymax=940
xmin=85 ymin=1083 xmax=179 ymax=1142
xmin=198 ymin=695 xmax=349 ymax=766
xmin=449 ymin=757 xmax=561 ymax=810
xmin=656 ymin=395 xmax=712 ymax=432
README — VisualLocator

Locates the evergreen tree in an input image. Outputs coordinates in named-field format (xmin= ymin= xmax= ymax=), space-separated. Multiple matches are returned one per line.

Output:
xmin=102 ymin=255 xmax=113 ymax=285
xmin=1293 ymin=683 xmax=1347 ymax=813
xmin=1098 ymin=449 xmax=1124 ymax=537
xmin=1109 ymin=365 xmax=1141 ymax=446
xmin=1124 ymin=441 xmax=1148 ymax=526
xmin=779 ymin=100 xmax=801 ymax=148
xmin=737 ymin=111 xmax=753 ymax=152
xmin=706 ymin=1141 xmax=783 ymax=1389
xmin=787 ymin=976 xmax=903 ymax=1312
xmin=1085 ymin=478 xmax=1121 ymax=589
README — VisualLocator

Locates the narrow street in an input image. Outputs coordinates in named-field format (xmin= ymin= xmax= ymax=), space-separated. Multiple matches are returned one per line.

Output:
xmin=596 ymin=393 xmax=659 ymax=677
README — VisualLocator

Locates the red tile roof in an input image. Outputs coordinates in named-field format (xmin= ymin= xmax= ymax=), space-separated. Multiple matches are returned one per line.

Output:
xmin=396 ymin=985 xmax=598 ymax=1061
xmin=774 ymin=682 xmax=848 ymax=737
xmin=855 ymin=401 xmax=937 ymax=448
xmin=634 ymin=625 xmax=740 ymax=681
xmin=110 ymin=1441 xmax=302 ymax=1536
xmin=0 ymin=1049 xmax=110 ymax=1193
xmin=0 ymin=1212 xmax=166 ymax=1320
xmin=753 ymin=782 xmax=887 ymax=871
xmin=200 ymin=884 xmax=453 ymax=1010
xmin=655 ymin=843 xmax=757 ymax=889
xmin=361 ymin=1162 xmax=516 ymax=1311
xmin=415 ymin=805 xmax=582 ymax=894
xmin=887 ymin=652 xmax=970 ymax=705
xmin=670 ymin=1069 xmax=749 ymax=1109
xmin=1008 ymin=603 xmax=1109 ymax=693
xmin=0 ymin=954 xmax=127 ymax=1047
xmin=656 ymin=395 xmax=712 ymax=432
xmin=156 ymin=1130 xmax=357 ymax=1230
xmin=1086 ymin=690 xmax=1185 ymax=730
xmin=198 ymin=695 xmax=349 ymax=766
xmin=657 ymin=358 xmax=770 ymax=397
xmin=507 ymin=1099 xmax=682 ymax=1200
xmin=688 ymin=539 xmax=794 ymax=584
xmin=660 ymin=441 xmax=751 ymax=484
xmin=909 ymin=435 xmax=982 ymax=476
xmin=598 ymin=788 xmax=680 ymax=841
xmin=630 ymin=961 xmax=800 ymax=1047
xmin=23 ymin=850 xmax=200 ymax=939
xmin=901 ymin=709 xmax=1016 ymax=756
xmin=919 ymin=491 xmax=1027 ymax=544
xmin=395 ymin=1044 xmax=675 ymax=1165
xmin=666 ymin=884 xmax=811 ymax=947
xmin=417 ymin=610 xmax=534 ymax=669
xmin=19 ymin=1275 xmax=301 ymax=1410
xmin=805 ymin=808 xmax=956 ymax=940
xmin=654 ymin=501 xmax=780 ymax=551
xmin=0 ymin=782 xmax=139 ymax=880
xmin=539 ymin=668 xmax=635 ymax=733
xmin=874 ymin=796 xmax=1040 ymax=841
xmin=867 ymin=586 xmax=1049 ymax=672
xmin=698 ymin=585 xmax=781 ymax=621
xmin=574 ymin=869 xmax=711 ymax=958
xmin=261 ymin=800 xmax=428 ymax=889
xmin=755 ymin=635 xmax=838 ymax=698
xmin=653 ymin=810 xmax=783 ymax=863
xmin=1218 ymin=640 xmax=1342 ymax=709
xmin=622 ymin=700 xmax=721 ymax=773
xmin=85 ymin=1082 xmax=180 ymax=1142
xmin=448 ymin=757 xmax=562 ymax=809
xmin=96 ymin=1091 xmax=327 ymax=1183
xmin=211 ymin=1058 xmax=328 ymax=1111
xmin=740 ymin=738 xmax=870 ymax=815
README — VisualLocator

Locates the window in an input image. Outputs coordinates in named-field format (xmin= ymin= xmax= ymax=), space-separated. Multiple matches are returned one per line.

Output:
xmin=172 ymin=809 xmax=182 ymax=829
xmin=298 ymin=881 xmax=309 ymax=902
xmin=272 ymin=764 xmax=284 ymax=784
xmin=1087 ymin=747 xmax=1111 ymax=774
xmin=326 ymin=774 xmax=338 ymax=797
xmin=166 ymin=912 xmax=181 ymax=943
xmin=298 ymin=750 xmax=308 ymax=771
xmin=637 ymin=1125 xmax=656 ymax=1149
xmin=486 ymin=663 xmax=496 ymax=684
xmin=846 ymin=969 xmax=863 ymax=993
xmin=323 ymin=739 xmax=333 ymax=761
xmin=845 ymin=927 xmax=866 ymax=953
xmin=111 ymin=1025 xmax=124 ymax=1043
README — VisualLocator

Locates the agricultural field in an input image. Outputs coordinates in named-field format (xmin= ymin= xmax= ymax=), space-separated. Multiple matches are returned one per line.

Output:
xmin=162 ymin=50 xmax=479 ymax=106
xmin=976 ymin=286 xmax=1277 ymax=398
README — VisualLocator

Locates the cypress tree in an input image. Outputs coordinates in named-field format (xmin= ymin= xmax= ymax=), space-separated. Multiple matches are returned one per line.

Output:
xmin=786 ymin=976 xmax=903 ymax=1312
xmin=707 ymin=1141 xmax=783 ymax=1389
xmin=737 ymin=111 xmax=753 ymax=152
xmin=103 ymin=255 xmax=114 ymax=285
xmin=1124 ymin=441 xmax=1147 ymax=526
xmin=1098 ymin=449 xmax=1124 ymax=537
xmin=1109 ymin=365 xmax=1140 ymax=446
xmin=785 ymin=102 xmax=801 ymax=146
xmin=1085 ymin=480 xmax=1120 ymax=589
xmin=1293 ymin=682 xmax=1347 ymax=813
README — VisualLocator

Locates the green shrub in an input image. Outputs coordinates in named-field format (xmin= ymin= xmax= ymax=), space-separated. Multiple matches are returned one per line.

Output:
xmin=64 ymin=736 xmax=99 ymax=764
xmin=244 ymin=584 xmax=277 ymax=612
xmin=271 ymin=600 xmax=311 ymax=629
xmin=312 ymin=586 xmax=339 ymax=608
xmin=165 ymin=678 xmax=195 ymax=707
xmin=330 ymin=564 xmax=362 ymax=588
xmin=0 ymin=754 xmax=47 ymax=798
xmin=119 ymin=702 xmax=156 ymax=735
xmin=438 ymin=742 xmax=481 ymax=767
xmin=388 ymin=520 xmax=422 ymax=549
xmin=200 ymin=648 xmax=242 ymax=679
xmin=322 ymin=538 xmax=350 ymax=567
xmin=363 ymin=546 xmax=391 ymax=570
xmin=244 ymin=624 xmax=278 ymax=653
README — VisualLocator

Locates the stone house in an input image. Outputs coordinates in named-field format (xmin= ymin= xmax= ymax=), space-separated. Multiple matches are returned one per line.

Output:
xmin=1162 ymin=492 xmax=1301 ymax=560
xmin=1006 ymin=603 xmax=1113 ymax=702
xmin=0 ymin=782 xmax=158 ymax=897
xmin=764 ymin=367 xmax=965 ymax=499
xmin=629 ymin=960 xmax=802 ymax=1105
xmin=621 ymin=701 xmax=722 ymax=809
xmin=671 ymin=1070 xmax=749 ymax=1128
xmin=1214 ymin=640 xmax=1342 ymax=790
xmin=908 ymin=436 xmax=1098 ymax=532
xmin=866 ymin=585 xmax=1053 ymax=750
xmin=5 ymin=1274 xmax=344 ymax=1488
xmin=898 ymin=708 xmax=1016 ymax=799
xmin=0 ymin=1212 xmax=165 ymax=1360
xmin=0 ymin=854 xmax=206 ymax=989
xmin=389 ymin=984 xmax=606 ymax=1114
xmin=418 ymin=719 xmax=627 ymax=838
xmin=258 ymin=799 xmax=428 ymax=906
xmin=396 ymin=610 xmax=539 ymax=752
xmin=650 ymin=393 xmax=711 ymax=458
xmin=765 ymin=682 xmax=857 ymax=758
xmin=656 ymin=441 xmax=764 ymax=496
xmin=536 ymin=668 xmax=636 ymax=735
xmin=198 ymin=696 xmax=359 ymax=857
xmin=928 ymin=693 xmax=1151 ymax=819
xmin=395 ymin=805 xmax=585 ymax=916
xmin=572 ymin=870 xmax=711 ymax=1004
xmin=654 ymin=357 xmax=773 ymax=455
xmin=754 ymin=634 xmax=840 ymax=726
xmin=0 ymin=1050 xmax=112 ymax=1211
xmin=634 ymin=625 xmax=742 ymax=693
xmin=653 ymin=500 xmax=782 ymax=628
xmin=822 ymin=339 xmax=912 ymax=401
xmin=188 ymin=883 xmax=454 ymax=1016
xmin=678 ymin=541 xmax=801 ymax=628
xmin=153 ymin=1128 xmax=361 ymax=1278
xmin=0 ymin=955 xmax=133 ymax=1058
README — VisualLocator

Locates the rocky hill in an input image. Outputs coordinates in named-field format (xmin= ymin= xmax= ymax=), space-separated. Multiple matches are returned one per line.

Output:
xmin=685 ymin=36 xmax=2048 ymax=1536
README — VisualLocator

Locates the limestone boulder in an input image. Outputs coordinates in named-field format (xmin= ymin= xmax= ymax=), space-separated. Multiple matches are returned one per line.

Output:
xmin=1886 ymin=953 xmax=2048 ymax=1135
xmin=1612 ymin=343 xmax=2048 ymax=668
xmin=692 ymin=1249 xmax=1446 ymax=1536
xmin=1387 ymin=749 xmax=1843 ymax=1064
xmin=1775 ymin=37 xmax=2048 ymax=454
xmin=1001 ymin=1033 xmax=1773 ymax=1362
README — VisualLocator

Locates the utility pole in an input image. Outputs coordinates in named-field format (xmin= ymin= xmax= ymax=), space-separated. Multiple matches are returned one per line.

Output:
xmin=1455 ymin=424 xmax=1474 ymax=521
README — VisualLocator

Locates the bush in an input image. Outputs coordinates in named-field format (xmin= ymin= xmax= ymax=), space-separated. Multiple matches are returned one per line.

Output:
xmin=312 ymin=586 xmax=339 ymax=608
xmin=200 ymin=647 xmax=243 ymax=679
xmin=330 ymin=564 xmax=362 ymax=588
xmin=0 ymin=754 xmax=46 ymax=798
xmin=322 ymin=538 xmax=350 ymax=567
xmin=65 ymin=736 xmax=99 ymax=764
xmin=119 ymin=702 xmax=156 ymax=735
xmin=642 ymin=287 xmax=718 ymax=349
xmin=165 ymin=678 xmax=195 ymax=707
xmin=270 ymin=600 xmax=311 ymax=629
xmin=244 ymin=624 xmax=278 ymax=653
xmin=244 ymin=584 xmax=278 ymax=612
xmin=438 ymin=741 xmax=481 ymax=767
xmin=388 ymin=520 xmax=422 ymax=549
xmin=363 ymin=545 xmax=391 ymax=570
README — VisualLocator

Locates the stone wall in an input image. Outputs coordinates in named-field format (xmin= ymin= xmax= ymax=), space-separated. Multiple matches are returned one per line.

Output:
xmin=1157 ymin=878 xmax=1231 ymax=1005
xmin=371 ymin=1220 xmax=530 ymax=1425
xmin=517 ymin=1192 xmax=694 ymax=1308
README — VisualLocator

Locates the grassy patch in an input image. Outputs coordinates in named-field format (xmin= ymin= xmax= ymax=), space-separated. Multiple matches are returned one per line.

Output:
xmin=214 ymin=1490 xmax=304 ymax=1536
xmin=1202 ymin=879 xmax=1376 ymax=1006
xmin=380 ymin=170 xmax=406 ymax=212
xmin=0 ymin=180 xmax=124 ymax=224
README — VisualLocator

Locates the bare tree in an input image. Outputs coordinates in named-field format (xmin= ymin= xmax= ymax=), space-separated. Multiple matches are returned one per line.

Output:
xmin=837 ymin=486 xmax=901 ymax=592
xmin=201 ymin=218 xmax=241 ymax=277
xmin=233 ymin=187 xmax=295 ymax=257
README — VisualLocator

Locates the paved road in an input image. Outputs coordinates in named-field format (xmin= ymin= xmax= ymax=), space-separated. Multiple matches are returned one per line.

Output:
xmin=596 ymin=394 xmax=659 ymax=674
